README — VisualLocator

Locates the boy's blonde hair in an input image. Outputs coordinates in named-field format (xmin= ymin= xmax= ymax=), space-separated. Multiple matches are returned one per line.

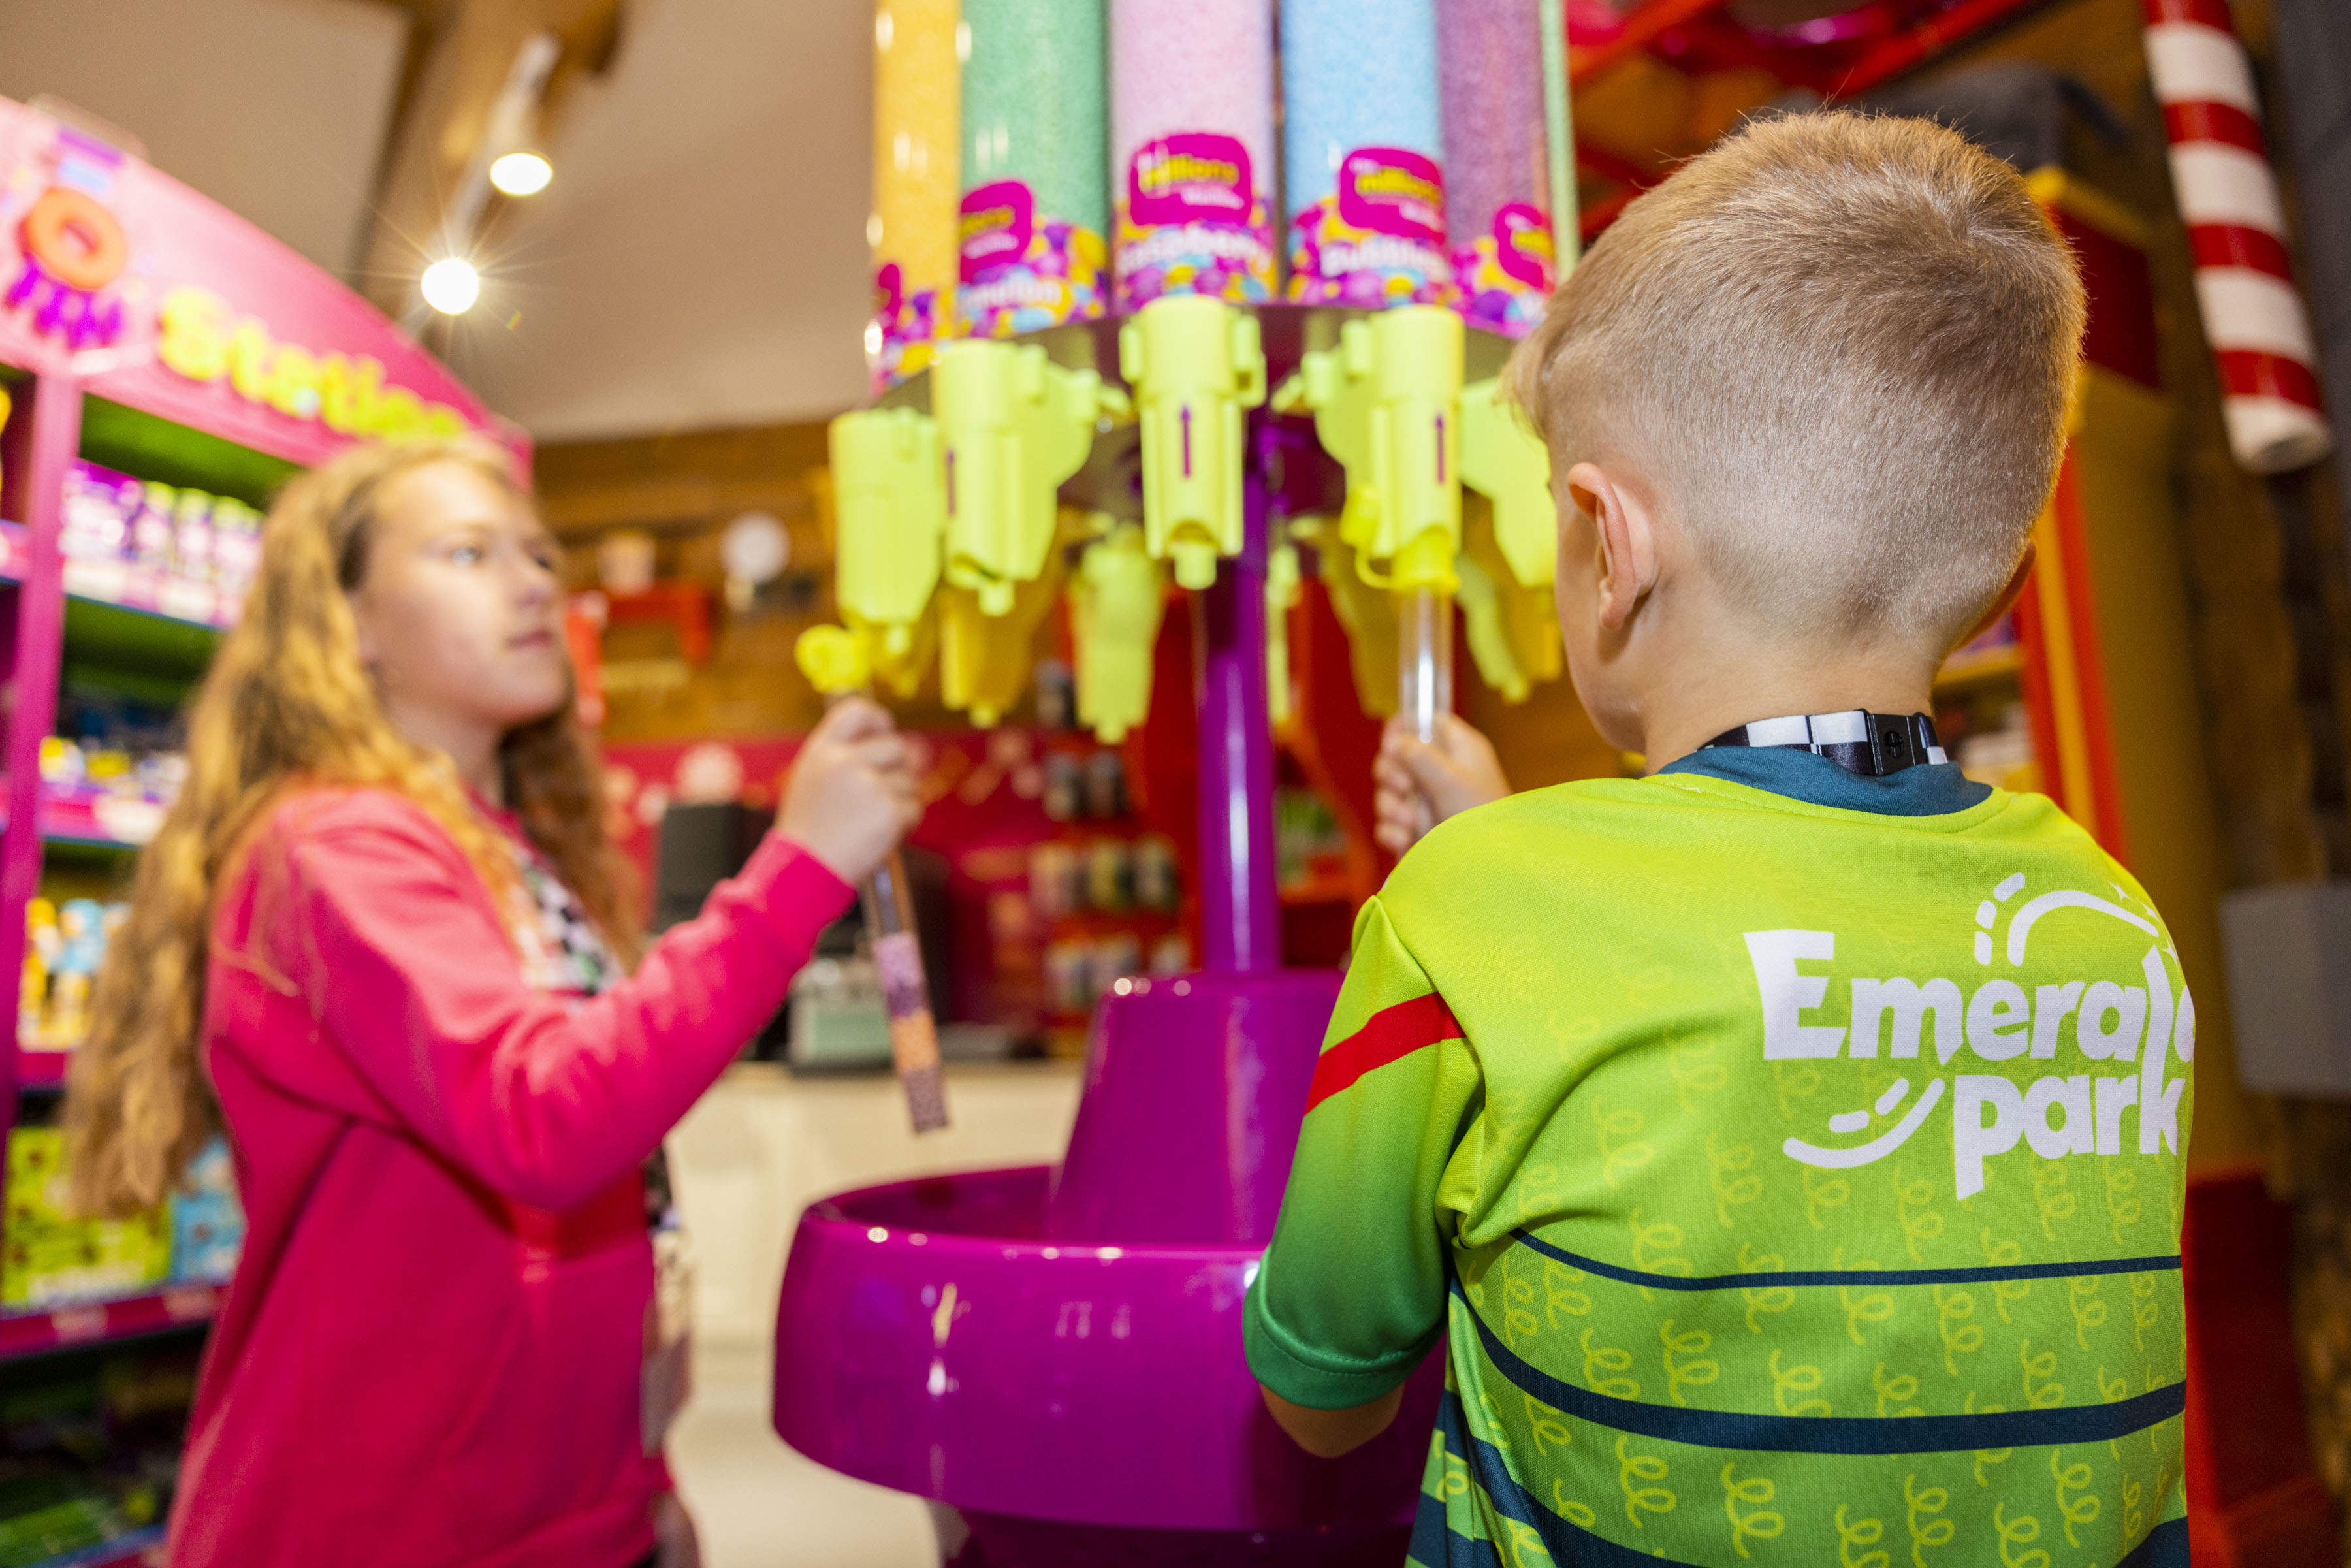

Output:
xmin=1509 ymin=111 xmax=2086 ymax=651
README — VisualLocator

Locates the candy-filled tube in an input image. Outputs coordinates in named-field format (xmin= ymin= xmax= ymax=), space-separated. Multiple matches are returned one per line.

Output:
xmin=1108 ymin=0 xmax=1277 ymax=307
xmin=868 ymin=0 xmax=960 ymax=389
xmin=958 ymin=0 xmax=1110 ymax=336
xmin=1398 ymin=584 xmax=1454 ymax=840
xmin=1281 ymin=0 xmax=1452 ymax=308
xmin=1438 ymin=0 xmax=1556 ymax=333
xmin=862 ymin=850 xmax=948 ymax=1133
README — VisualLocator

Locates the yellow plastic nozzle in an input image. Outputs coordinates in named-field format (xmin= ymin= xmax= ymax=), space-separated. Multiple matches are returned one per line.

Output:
xmin=1070 ymin=525 xmax=1166 ymax=744
xmin=1294 ymin=305 xmax=1464 ymax=585
xmin=827 ymin=406 xmax=947 ymax=690
xmin=938 ymin=545 xmax=1068 ymax=728
xmin=1316 ymin=534 xmax=1401 ymax=721
xmin=1266 ymin=537 xmax=1302 ymax=728
xmin=795 ymin=624 xmax=872 ymax=696
xmin=1121 ymin=295 xmax=1266 ymax=587
xmin=934 ymin=339 xmax=1107 ymax=618
xmin=1459 ymin=378 xmax=1556 ymax=589
xmin=1459 ymin=492 xmax=1561 ymax=703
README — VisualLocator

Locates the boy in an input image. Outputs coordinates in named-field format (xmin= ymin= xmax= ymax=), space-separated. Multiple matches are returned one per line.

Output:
xmin=1243 ymin=112 xmax=2191 ymax=1567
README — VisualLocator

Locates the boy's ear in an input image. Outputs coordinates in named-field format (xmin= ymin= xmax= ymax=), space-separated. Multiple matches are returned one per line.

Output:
xmin=1564 ymin=460 xmax=1661 ymax=633
xmin=1952 ymin=543 xmax=2037 ymax=654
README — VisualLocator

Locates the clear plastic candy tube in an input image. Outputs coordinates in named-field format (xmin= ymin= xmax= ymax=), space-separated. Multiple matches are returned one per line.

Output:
xmin=1399 ymin=585 xmax=1454 ymax=840
xmin=863 ymin=852 xmax=948 ymax=1133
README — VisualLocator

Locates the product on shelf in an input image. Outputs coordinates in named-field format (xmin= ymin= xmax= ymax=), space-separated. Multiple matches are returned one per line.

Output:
xmin=40 ymin=685 xmax=191 ymax=846
xmin=18 ymin=898 xmax=123 ymax=1054
xmin=57 ymin=458 xmax=259 ymax=625
xmin=0 ymin=1125 xmax=236 ymax=1310
xmin=0 ymin=1343 xmax=196 ymax=1567
xmin=2 ymin=1128 xmax=169 ymax=1310
xmin=168 ymin=1138 xmax=243 ymax=1287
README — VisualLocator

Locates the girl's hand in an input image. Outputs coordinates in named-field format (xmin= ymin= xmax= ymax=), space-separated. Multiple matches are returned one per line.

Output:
xmin=778 ymin=698 xmax=920 ymax=884
xmin=1373 ymin=714 xmax=1510 ymax=854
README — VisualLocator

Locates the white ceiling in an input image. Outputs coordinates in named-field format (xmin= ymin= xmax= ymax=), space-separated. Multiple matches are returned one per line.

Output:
xmin=0 ymin=0 xmax=876 ymax=442
xmin=441 ymin=0 xmax=874 ymax=440
xmin=0 ymin=0 xmax=406 ymax=278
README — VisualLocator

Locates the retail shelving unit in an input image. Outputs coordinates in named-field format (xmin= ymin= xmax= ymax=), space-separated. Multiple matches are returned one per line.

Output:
xmin=0 ymin=96 xmax=519 ymax=1558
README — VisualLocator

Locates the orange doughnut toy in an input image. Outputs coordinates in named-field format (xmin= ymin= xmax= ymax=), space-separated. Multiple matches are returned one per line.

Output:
xmin=21 ymin=186 xmax=127 ymax=293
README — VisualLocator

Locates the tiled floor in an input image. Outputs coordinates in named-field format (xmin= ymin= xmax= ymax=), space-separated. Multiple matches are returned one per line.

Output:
xmin=669 ymin=1340 xmax=935 ymax=1568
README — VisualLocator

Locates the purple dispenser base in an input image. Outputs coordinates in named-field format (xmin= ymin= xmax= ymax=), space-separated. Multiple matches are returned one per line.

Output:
xmin=772 ymin=971 xmax=1439 ymax=1558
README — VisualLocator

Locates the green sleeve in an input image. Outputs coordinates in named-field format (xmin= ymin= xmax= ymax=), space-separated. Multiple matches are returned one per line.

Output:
xmin=1244 ymin=895 xmax=1480 ymax=1409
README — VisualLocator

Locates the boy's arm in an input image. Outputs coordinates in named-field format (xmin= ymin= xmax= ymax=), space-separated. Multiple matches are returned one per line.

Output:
xmin=1260 ymin=1384 xmax=1407 ymax=1458
xmin=1245 ymin=895 xmax=1480 ymax=1454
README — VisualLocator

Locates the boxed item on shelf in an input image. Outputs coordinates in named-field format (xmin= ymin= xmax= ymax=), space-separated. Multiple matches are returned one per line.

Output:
xmin=20 ymin=899 xmax=127 ymax=1054
xmin=2 ymin=1129 xmax=170 ymax=1311
xmin=168 ymin=1138 xmax=242 ymax=1287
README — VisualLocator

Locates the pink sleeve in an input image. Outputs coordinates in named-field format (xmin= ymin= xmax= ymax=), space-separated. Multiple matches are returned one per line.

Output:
xmin=271 ymin=792 xmax=854 ymax=1213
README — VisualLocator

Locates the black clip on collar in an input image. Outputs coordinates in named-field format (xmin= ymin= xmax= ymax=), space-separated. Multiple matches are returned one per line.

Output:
xmin=1701 ymin=711 xmax=1947 ymax=779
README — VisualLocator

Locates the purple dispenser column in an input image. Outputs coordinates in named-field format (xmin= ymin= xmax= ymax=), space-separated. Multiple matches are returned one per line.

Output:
xmin=1193 ymin=443 xmax=1280 ymax=972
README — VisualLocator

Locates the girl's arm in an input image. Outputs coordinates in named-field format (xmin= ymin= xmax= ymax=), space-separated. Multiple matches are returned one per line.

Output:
xmin=268 ymin=789 xmax=852 ymax=1214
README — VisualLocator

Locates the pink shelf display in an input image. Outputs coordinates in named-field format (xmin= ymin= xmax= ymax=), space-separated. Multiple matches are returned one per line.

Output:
xmin=0 ymin=1282 xmax=219 ymax=1362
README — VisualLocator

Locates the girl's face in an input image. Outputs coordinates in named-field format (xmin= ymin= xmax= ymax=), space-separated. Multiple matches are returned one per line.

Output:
xmin=348 ymin=461 xmax=569 ymax=745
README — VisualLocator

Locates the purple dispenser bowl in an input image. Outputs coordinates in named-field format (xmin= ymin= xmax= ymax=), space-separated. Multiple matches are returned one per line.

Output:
xmin=773 ymin=969 xmax=1439 ymax=1562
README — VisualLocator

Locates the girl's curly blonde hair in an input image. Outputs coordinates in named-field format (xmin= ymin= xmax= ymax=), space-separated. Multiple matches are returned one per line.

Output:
xmin=66 ymin=438 xmax=639 ymax=1215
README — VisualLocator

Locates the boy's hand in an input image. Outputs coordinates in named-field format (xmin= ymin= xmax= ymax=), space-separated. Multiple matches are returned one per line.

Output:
xmin=1374 ymin=714 xmax=1510 ymax=853
xmin=777 ymin=697 xmax=920 ymax=885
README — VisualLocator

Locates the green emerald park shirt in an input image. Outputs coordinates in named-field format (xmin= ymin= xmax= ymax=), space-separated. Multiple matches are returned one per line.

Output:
xmin=1244 ymin=750 xmax=2191 ymax=1568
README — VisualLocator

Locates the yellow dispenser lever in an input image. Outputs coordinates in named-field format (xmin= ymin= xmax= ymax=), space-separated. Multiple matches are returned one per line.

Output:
xmin=1458 ymin=378 xmax=1555 ymax=590
xmin=1070 ymin=521 xmax=1165 ymax=744
xmin=1283 ymin=305 xmax=1465 ymax=593
xmin=827 ymin=407 xmax=946 ymax=696
xmin=1120 ymin=295 xmax=1266 ymax=591
xmin=933 ymin=338 xmax=1112 ymax=617
xmin=1454 ymin=381 xmax=1563 ymax=703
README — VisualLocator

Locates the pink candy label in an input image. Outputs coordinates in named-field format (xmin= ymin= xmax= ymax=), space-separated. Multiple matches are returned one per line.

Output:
xmin=1492 ymin=203 xmax=1553 ymax=290
xmin=959 ymin=181 xmax=1035 ymax=285
xmin=1335 ymin=148 xmax=1447 ymax=246
xmin=1287 ymin=146 xmax=1454 ymax=309
xmin=868 ymin=260 xmax=946 ymax=391
xmin=1454 ymin=202 xmax=1556 ymax=338
xmin=1128 ymin=133 xmax=1254 ymax=225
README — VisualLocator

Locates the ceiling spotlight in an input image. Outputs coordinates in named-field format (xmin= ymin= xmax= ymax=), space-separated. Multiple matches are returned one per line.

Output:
xmin=490 ymin=150 xmax=554 ymax=197
xmin=421 ymin=257 xmax=481 ymax=315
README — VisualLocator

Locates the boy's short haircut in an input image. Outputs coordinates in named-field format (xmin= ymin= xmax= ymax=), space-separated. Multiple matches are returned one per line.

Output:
xmin=1508 ymin=110 xmax=2087 ymax=651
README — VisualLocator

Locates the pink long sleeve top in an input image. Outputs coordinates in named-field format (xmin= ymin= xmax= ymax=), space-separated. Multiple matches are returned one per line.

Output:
xmin=167 ymin=786 xmax=852 ymax=1567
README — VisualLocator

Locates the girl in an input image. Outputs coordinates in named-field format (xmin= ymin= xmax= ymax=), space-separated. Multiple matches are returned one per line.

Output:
xmin=63 ymin=438 xmax=915 ymax=1567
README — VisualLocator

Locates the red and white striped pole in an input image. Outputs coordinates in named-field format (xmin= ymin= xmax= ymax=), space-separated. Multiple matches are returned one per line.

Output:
xmin=2142 ymin=0 xmax=2332 ymax=473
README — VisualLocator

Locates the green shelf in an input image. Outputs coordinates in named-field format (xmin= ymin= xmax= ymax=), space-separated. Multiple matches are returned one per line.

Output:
xmin=78 ymin=395 xmax=297 ymax=509
xmin=60 ymin=596 xmax=219 ymax=701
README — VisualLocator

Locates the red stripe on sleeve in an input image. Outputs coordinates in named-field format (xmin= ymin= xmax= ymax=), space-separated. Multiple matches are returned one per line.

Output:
xmin=1304 ymin=991 xmax=1463 ymax=1113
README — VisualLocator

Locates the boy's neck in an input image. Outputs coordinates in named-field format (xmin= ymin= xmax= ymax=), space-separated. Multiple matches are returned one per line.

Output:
xmin=1634 ymin=652 xmax=1938 ymax=775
